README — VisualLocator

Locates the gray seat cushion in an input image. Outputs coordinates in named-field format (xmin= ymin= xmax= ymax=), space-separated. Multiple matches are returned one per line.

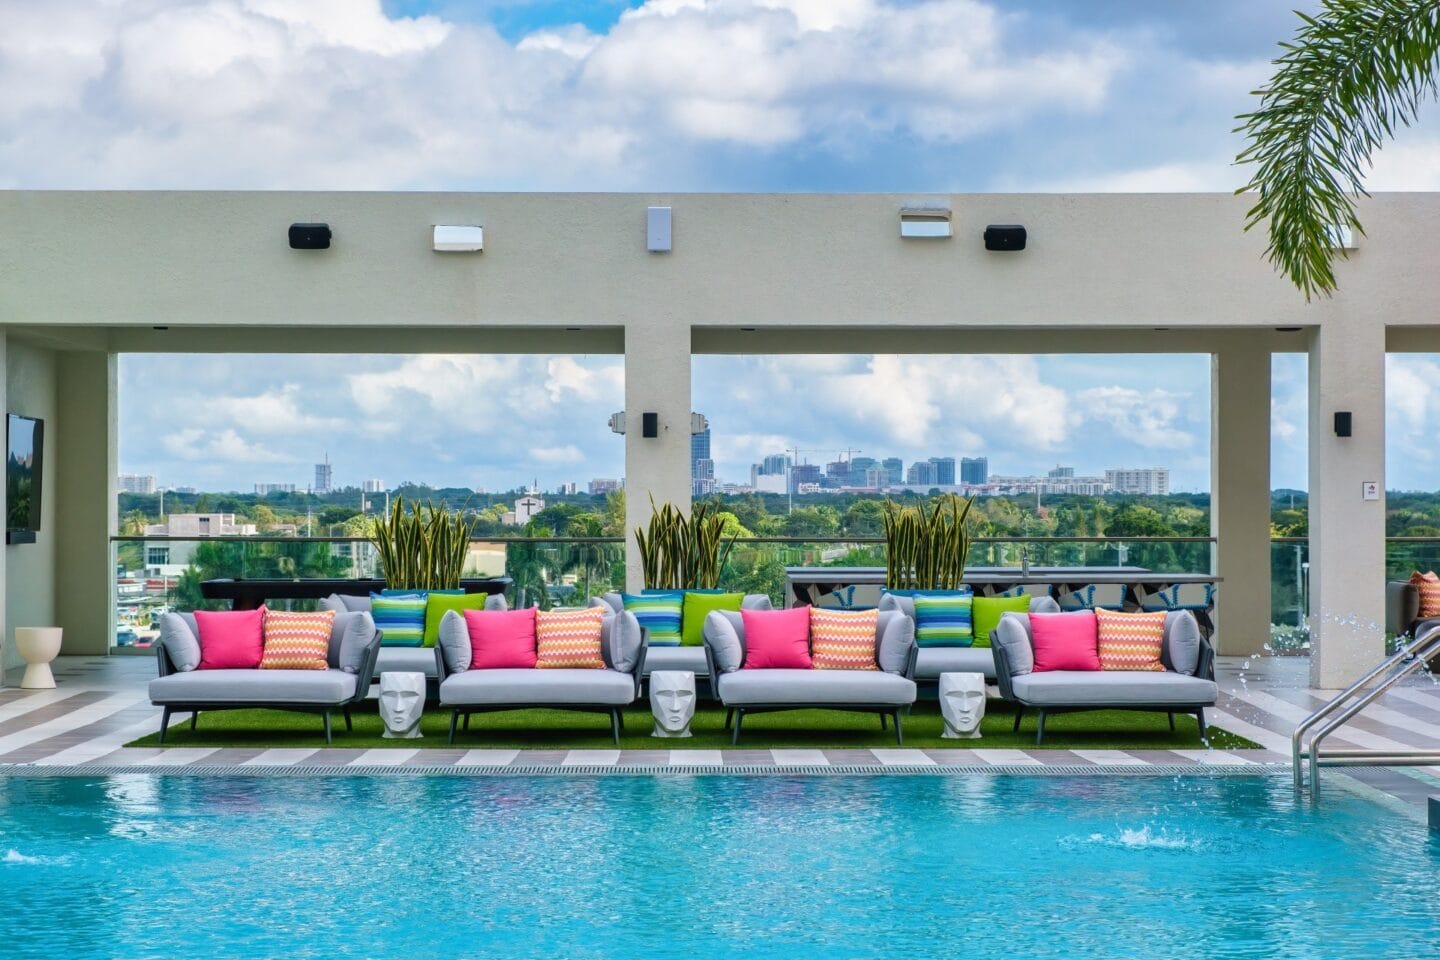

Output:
xmin=716 ymin=670 xmax=916 ymax=707
xmin=149 ymin=669 xmax=358 ymax=706
xmin=915 ymin=647 xmax=998 ymax=680
xmin=375 ymin=646 xmax=439 ymax=679
xmin=643 ymin=645 xmax=709 ymax=676
xmin=1163 ymin=610 xmax=1202 ymax=675
xmin=1008 ymin=671 xmax=1218 ymax=707
xmin=439 ymin=669 xmax=636 ymax=707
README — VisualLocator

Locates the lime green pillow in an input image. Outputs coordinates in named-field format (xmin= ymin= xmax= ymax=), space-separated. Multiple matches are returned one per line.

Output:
xmin=971 ymin=594 xmax=1032 ymax=648
xmin=681 ymin=591 xmax=744 ymax=646
xmin=423 ymin=592 xmax=491 ymax=648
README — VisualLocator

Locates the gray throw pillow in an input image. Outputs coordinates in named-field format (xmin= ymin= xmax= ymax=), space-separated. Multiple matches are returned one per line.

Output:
xmin=1028 ymin=595 xmax=1060 ymax=614
xmin=740 ymin=594 xmax=774 ymax=611
xmin=703 ymin=609 xmax=746 ymax=673
xmin=320 ymin=594 xmax=346 ymax=614
xmin=328 ymin=594 xmax=370 ymax=613
xmin=877 ymin=593 xmax=917 ymax=619
xmin=875 ymin=609 xmax=915 ymax=674
xmin=992 ymin=612 xmax=1035 ymax=676
xmin=484 ymin=594 xmax=508 ymax=612
xmin=597 ymin=592 xmax=624 ymax=614
xmin=437 ymin=609 xmax=472 ymax=673
xmin=1163 ymin=610 xmax=1202 ymax=675
xmin=336 ymin=612 xmax=377 ymax=674
xmin=600 ymin=610 xmax=643 ymax=674
xmin=159 ymin=612 xmax=202 ymax=672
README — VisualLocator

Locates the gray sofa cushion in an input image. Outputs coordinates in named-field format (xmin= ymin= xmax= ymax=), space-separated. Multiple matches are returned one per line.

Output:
xmin=375 ymin=646 xmax=439 ymax=679
xmin=437 ymin=610 xmax=471 ymax=673
xmin=1009 ymin=671 xmax=1218 ymax=707
xmin=915 ymin=647 xmax=998 ymax=680
xmin=993 ymin=612 xmax=1035 ymax=676
xmin=1029 ymin=596 xmax=1060 ymax=614
xmin=331 ymin=612 xmax=377 ymax=674
xmin=602 ymin=610 xmax=644 ymax=674
xmin=159 ymin=612 xmax=202 ymax=672
xmin=322 ymin=593 xmax=373 ymax=613
xmin=149 ymin=669 xmax=358 ymax=705
xmin=439 ymin=668 xmax=636 ymax=707
xmin=740 ymin=594 xmax=774 ymax=610
xmin=1163 ymin=610 xmax=1202 ymax=675
xmin=875 ymin=610 xmax=914 ymax=674
xmin=716 ymin=669 xmax=916 ymax=707
xmin=703 ymin=609 xmax=747 ymax=674
xmin=643 ymin=645 xmax=709 ymax=676
xmin=877 ymin=593 xmax=915 ymax=619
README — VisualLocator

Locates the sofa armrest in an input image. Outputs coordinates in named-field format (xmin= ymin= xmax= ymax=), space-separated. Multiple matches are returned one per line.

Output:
xmin=1387 ymin=580 xmax=1420 ymax=636
xmin=991 ymin=635 xmax=1018 ymax=701
xmin=1194 ymin=631 xmax=1215 ymax=681
xmin=347 ymin=629 xmax=384 ymax=705
xmin=155 ymin=642 xmax=178 ymax=677
xmin=631 ymin=637 xmax=648 ymax=700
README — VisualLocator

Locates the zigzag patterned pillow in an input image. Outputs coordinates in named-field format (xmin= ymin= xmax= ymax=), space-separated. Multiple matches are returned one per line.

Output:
xmin=809 ymin=608 xmax=879 ymax=671
xmin=1095 ymin=608 xmax=1167 ymax=672
xmin=260 ymin=610 xmax=336 ymax=671
xmin=535 ymin=607 xmax=608 ymax=669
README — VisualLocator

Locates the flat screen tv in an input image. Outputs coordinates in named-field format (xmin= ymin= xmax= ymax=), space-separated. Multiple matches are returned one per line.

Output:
xmin=7 ymin=414 xmax=43 ymax=544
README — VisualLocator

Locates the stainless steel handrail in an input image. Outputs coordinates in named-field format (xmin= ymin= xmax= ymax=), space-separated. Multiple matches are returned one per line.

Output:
xmin=1292 ymin=626 xmax=1440 ymax=795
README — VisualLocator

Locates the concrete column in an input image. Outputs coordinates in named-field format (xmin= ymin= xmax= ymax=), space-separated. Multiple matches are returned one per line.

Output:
xmin=1210 ymin=344 xmax=1272 ymax=655
xmin=1308 ymin=321 xmax=1386 ymax=687
xmin=53 ymin=351 xmax=117 ymax=656
xmin=623 ymin=319 xmax=692 ymax=591
xmin=0 ymin=329 xmax=7 ymax=677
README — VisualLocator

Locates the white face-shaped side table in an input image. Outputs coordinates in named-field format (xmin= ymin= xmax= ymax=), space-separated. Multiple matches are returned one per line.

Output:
xmin=939 ymin=672 xmax=986 ymax=739
xmin=649 ymin=670 xmax=696 ymax=738
xmin=378 ymin=671 xmax=426 ymax=739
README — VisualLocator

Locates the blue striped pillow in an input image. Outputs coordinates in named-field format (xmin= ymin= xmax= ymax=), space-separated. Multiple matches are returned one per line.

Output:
xmin=912 ymin=592 xmax=975 ymax=648
xmin=622 ymin=592 xmax=683 ymax=646
xmin=370 ymin=593 xmax=427 ymax=647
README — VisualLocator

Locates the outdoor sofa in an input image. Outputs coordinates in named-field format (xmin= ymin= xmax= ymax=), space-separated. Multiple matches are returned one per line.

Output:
xmin=877 ymin=592 xmax=1060 ymax=681
xmin=590 ymin=591 xmax=773 ymax=694
xmin=149 ymin=610 xmax=382 ymax=743
xmin=434 ymin=607 xmax=646 ymax=745
xmin=991 ymin=609 xmax=1218 ymax=744
xmin=702 ymin=608 xmax=918 ymax=744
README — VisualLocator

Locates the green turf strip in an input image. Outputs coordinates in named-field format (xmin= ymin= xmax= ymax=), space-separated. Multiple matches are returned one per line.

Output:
xmin=129 ymin=701 xmax=1257 ymax=751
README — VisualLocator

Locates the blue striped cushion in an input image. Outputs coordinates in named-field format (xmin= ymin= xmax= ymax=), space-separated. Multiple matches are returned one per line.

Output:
xmin=912 ymin=592 xmax=975 ymax=648
xmin=622 ymin=592 xmax=683 ymax=646
xmin=370 ymin=593 xmax=427 ymax=647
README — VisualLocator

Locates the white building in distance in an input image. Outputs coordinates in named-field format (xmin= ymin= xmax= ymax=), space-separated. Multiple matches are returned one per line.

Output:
xmin=118 ymin=474 xmax=157 ymax=494
xmin=1106 ymin=467 xmax=1171 ymax=495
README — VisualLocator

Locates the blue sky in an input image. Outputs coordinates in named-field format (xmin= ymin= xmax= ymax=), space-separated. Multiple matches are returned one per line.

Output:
xmin=7 ymin=1 xmax=1439 ymax=492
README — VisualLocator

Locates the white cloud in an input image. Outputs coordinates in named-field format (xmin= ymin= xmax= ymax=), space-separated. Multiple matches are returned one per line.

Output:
xmin=529 ymin=444 xmax=585 ymax=464
xmin=1073 ymin=386 xmax=1195 ymax=450
xmin=162 ymin=427 xmax=287 ymax=463
xmin=196 ymin=384 xmax=348 ymax=434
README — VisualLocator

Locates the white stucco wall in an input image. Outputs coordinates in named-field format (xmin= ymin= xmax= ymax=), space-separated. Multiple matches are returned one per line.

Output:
xmin=4 ymin=339 xmax=58 ymax=672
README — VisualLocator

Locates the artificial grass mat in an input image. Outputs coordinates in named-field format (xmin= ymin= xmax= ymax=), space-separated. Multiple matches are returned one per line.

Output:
xmin=130 ymin=701 xmax=1257 ymax=751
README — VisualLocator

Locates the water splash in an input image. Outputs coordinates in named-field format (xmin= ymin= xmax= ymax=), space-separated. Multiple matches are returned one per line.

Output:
xmin=1069 ymin=826 xmax=1203 ymax=851
xmin=4 ymin=849 xmax=41 ymax=864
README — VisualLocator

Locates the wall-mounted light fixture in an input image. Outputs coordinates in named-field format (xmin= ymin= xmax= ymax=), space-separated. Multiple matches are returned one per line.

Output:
xmin=289 ymin=223 xmax=331 ymax=250
xmin=984 ymin=224 xmax=1027 ymax=251
xmin=900 ymin=203 xmax=952 ymax=238
xmin=610 ymin=411 xmax=709 ymax=436
xmin=1334 ymin=411 xmax=1353 ymax=437
xmin=647 ymin=207 xmax=673 ymax=252
xmin=433 ymin=225 xmax=484 ymax=252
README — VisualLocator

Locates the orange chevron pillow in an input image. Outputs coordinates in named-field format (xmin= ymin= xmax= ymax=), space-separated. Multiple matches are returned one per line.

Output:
xmin=260 ymin=610 xmax=335 ymax=671
xmin=809 ymin=608 xmax=879 ymax=671
xmin=535 ymin=607 xmax=607 ymax=669
xmin=1095 ymin=608 xmax=1166 ymax=672
xmin=1410 ymin=571 xmax=1440 ymax=618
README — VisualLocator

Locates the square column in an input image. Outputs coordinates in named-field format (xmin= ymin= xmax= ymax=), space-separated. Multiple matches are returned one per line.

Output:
xmin=623 ymin=319 xmax=692 ymax=591
xmin=1210 ymin=345 xmax=1272 ymax=655
xmin=1308 ymin=322 xmax=1386 ymax=687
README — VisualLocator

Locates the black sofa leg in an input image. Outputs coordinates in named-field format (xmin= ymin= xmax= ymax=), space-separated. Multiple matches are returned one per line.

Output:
xmin=343 ymin=708 xmax=353 ymax=733
xmin=322 ymin=710 xmax=333 ymax=745
xmin=448 ymin=711 xmax=459 ymax=745
xmin=880 ymin=713 xmax=888 ymax=731
xmin=731 ymin=710 xmax=744 ymax=745
xmin=1035 ymin=709 xmax=1047 ymax=746
xmin=1168 ymin=712 xmax=1176 ymax=732
xmin=190 ymin=711 xmax=198 ymax=731
xmin=159 ymin=707 xmax=172 ymax=745
xmin=1012 ymin=708 xmax=1023 ymax=733
xmin=724 ymin=709 xmax=734 ymax=731
xmin=616 ymin=710 xmax=626 ymax=731
xmin=610 ymin=709 xmax=621 ymax=745
xmin=893 ymin=710 xmax=904 ymax=746
xmin=1196 ymin=708 xmax=1208 ymax=739
xmin=463 ymin=714 xmax=471 ymax=731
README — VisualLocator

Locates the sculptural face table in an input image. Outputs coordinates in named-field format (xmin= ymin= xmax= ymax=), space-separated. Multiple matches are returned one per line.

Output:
xmin=649 ymin=670 xmax=696 ymax=739
xmin=939 ymin=672 xmax=986 ymax=739
xmin=379 ymin=671 xmax=426 ymax=739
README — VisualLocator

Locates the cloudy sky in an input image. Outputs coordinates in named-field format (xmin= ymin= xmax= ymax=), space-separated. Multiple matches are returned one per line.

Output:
xmin=13 ymin=0 xmax=1437 ymax=491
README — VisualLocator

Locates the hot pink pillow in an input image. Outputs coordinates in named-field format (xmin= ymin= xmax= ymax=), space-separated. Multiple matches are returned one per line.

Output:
xmin=1030 ymin=611 xmax=1102 ymax=672
xmin=742 ymin=607 xmax=813 ymax=669
xmin=194 ymin=608 xmax=266 ymax=670
xmin=466 ymin=607 xmax=538 ymax=669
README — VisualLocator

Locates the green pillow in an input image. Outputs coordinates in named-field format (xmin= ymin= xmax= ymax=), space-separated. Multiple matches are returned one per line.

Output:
xmin=681 ymin=591 xmax=745 ymax=646
xmin=423 ymin=592 xmax=491 ymax=648
xmin=971 ymin=594 xmax=1032 ymax=648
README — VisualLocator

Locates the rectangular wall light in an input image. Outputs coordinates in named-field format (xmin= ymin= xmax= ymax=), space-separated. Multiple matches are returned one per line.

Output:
xmin=900 ymin=203 xmax=952 ymax=238
xmin=433 ymin=225 xmax=484 ymax=252
xmin=647 ymin=207 xmax=672 ymax=252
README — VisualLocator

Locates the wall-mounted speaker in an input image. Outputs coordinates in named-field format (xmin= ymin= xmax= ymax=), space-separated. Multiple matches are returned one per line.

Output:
xmin=289 ymin=223 xmax=331 ymax=250
xmin=642 ymin=412 xmax=659 ymax=438
xmin=984 ymin=224 xmax=1026 ymax=251
xmin=1334 ymin=411 xmax=1352 ymax=437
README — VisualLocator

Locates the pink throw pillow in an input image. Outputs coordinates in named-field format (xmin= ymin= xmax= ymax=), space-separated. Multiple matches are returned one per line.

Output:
xmin=195 ymin=608 xmax=266 ymax=670
xmin=1030 ymin=611 xmax=1102 ymax=672
xmin=742 ymin=607 xmax=813 ymax=669
xmin=466 ymin=608 xmax=538 ymax=669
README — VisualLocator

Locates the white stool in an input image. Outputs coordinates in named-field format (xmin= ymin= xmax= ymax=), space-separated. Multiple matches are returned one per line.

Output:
xmin=650 ymin=670 xmax=696 ymax=738
xmin=378 ymin=671 xmax=426 ymax=739
xmin=14 ymin=627 xmax=62 ymax=689
xmin=939 ymin=671 xmax=986 ymax=739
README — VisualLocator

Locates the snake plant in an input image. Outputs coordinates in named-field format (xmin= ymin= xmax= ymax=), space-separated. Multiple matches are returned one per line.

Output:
xmin=370 ymin=497 xmax=476 ymax=590
xmin=635 ymin=496 xmax=738 ymax=590
xmin=882 ymin=494 xmax=974 ymax=590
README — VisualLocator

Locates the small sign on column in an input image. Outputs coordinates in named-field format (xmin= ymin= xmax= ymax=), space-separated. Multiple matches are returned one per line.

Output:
xmin=1362 ymin=481 xmax=1380 ymax=501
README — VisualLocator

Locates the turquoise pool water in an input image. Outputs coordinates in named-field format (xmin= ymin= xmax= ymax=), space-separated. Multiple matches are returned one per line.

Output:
xmin=0 ymin=773 xmax=1435 ymax=959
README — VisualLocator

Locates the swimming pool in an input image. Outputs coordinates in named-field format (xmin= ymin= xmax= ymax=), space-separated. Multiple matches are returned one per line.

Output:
xmin=0 ymin=773 xmax=1434 ymax=959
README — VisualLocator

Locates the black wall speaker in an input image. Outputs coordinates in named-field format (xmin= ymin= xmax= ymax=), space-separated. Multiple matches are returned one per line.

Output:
xmin=289 ymin=223 xmax=332 ymax=250
xmin=984 ymin=224 xmax=1027 ymax=251
xmin=642 ymin=412 xmax=659 ymax=438
xmin=1334 ymin=411 xmax=1352 ymax=437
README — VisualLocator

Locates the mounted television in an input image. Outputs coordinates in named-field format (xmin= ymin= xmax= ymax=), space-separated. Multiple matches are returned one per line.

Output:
xmin=7 ymin=414 xmax=43 ymax=544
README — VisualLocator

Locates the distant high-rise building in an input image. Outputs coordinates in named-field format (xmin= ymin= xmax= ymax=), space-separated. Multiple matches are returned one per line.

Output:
xmin=931 ymin=457 xmax=956 ymax=486
xmin=557 ymin=481 xmax=578 ymax=495
xmin=314 ymin=455 xmax=333 ymax=495
xmin=863 ymin=467 xmax=887 ymax=489
xmin=883 ymin=457 xmax=904 ymax=485
xmin=692 ymin=459 xmax=715 ymax=496
xmin=362 ymin=478 xmax=385 ymax=494
xmin=907 ymin=460 xmax=938 ymax=486
xmin=691 ymin=427 xmax=712 ymax=485
xmin=825 ymin=460 xmax=851 ymax=486
xmin=961 ymin=457 xmax=988 ymax=485
xmin=1105 ymin=467 xmax=1170 ymax=495
xmin=850 ymin=456 xmax=878 ymax=474
xmin=254 ymin=483 xmax=297 ymax=495
xmin=589 ymin=478 xmax=621 ymax=496
xmin=1047 ymin=465 xmax=1075 ymax=479
xmin=118 ymin=474 xmax=157 ymax=494
xmin=171 ymin=486 xmax=197 ymax=495
xmin=791 ymin=463 xmax=822 ymax=491
xmin=760 ymin=453 xmax=790 ymax=475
